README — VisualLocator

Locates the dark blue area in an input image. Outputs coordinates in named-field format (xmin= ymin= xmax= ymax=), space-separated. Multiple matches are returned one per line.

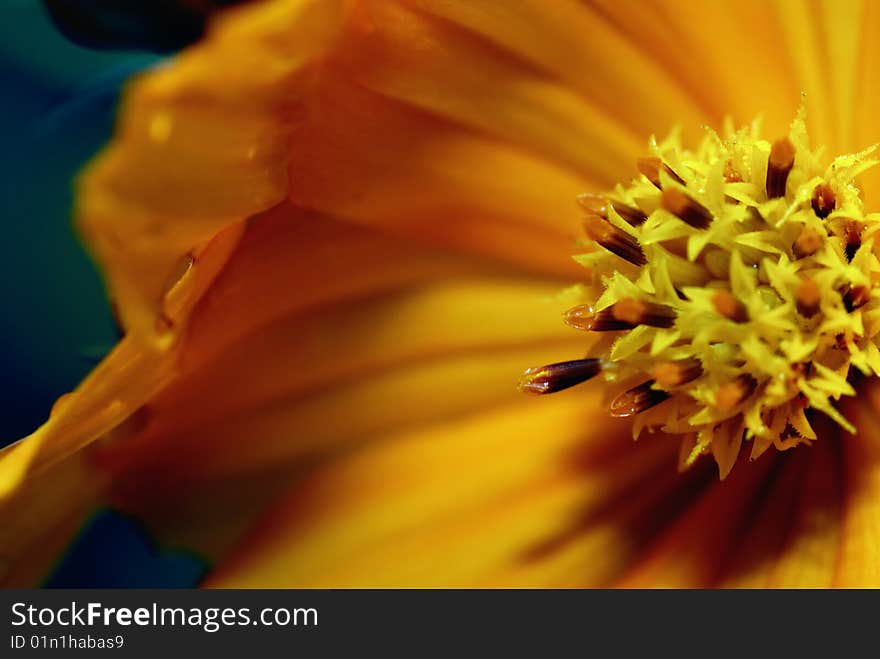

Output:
xmin=44 ymin=510 xmax=207 ymax=588
xmin=0 ymin=69 xmax=124 ymax=443
xmin=0 ymin=3 xmax=158 ymax=444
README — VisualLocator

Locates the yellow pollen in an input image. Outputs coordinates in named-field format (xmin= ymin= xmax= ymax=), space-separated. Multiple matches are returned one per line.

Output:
xmin=521 ymin=109 xmax=880 ymax=478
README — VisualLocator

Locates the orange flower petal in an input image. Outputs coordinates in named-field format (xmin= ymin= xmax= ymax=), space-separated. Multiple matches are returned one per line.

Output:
xmin=286 ymin=76 xmax=594 ymax=274
xmin=615 ymin=452 xmax=778 ymax=588
xmin=204 ymin=392 xmax=650 ymax=587
xmin=87 ymin=207 xmax=587 ymax=556
xmin=336 ymin=1 xmax=644 ymax=181
xmin=407 ymin=0 xmax=709 ymax=141
xmin=835 ymin=385 xmax=880 ymax=587
xmin=718 ymin=438 xmax=842 ymax=588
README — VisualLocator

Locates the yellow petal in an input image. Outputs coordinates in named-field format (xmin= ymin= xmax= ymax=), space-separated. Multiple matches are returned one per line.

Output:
xmin=408 ymin=0 xmax=709 ymax=141
xmin=718 ymin=437 xmax=841 ymax=588
xmin=855 ymin=0 xmax=880 ymax=205
xmin=591 ymin=0 xmax=786 ymax=131
xmin=101 ymin=344 xmax=585 ymax=560
xmin=768 ymin=438 xmax=841 ymax=588
xmin=89 ymin=220 xmax=587 ymax=556
xmin=335 ymin=1 xmax=643 ymax=181
xmin=615 ymin=452 xmax=779 ymax=588
xmin=286 ymin=76 xmax=593 ymax=274
xmin=205 ymin=392 xmax=656 ymax=587
xmin=835 ymin=385 xmax=880 ymax=587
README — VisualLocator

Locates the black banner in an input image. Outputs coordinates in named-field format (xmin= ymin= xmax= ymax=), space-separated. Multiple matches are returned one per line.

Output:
xmin=0 ymin=589 xmax=869 ymax=654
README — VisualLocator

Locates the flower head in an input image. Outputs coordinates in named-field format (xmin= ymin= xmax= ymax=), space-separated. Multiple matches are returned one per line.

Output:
xmin=522 ymin=111 xmax=880 ymax=478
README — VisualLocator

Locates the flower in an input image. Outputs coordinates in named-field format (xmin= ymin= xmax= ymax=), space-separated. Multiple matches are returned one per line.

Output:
xmin=2 ymin=0 xmax=879 ymax=587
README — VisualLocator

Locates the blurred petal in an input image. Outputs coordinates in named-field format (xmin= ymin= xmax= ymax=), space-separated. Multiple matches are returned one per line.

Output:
xmin=590 ymin=0 xmax=791 ymax=133
xmin=614 ymin=453 xmax=778 ymax=588
xmin=91 ymin=217 xmax=588 ymax=556
xmin=205 ymin=392 xmax=662 ymax=587
xmin=80 ymin=0 xmax=348 ymax=340
xmin=406 ymin=0 xmax=710 ymax=141
xmin=286 ymin=77 xmax=593 ymax=277
xmin=334 ymin=1 xmax=644 ymax=181
xmin=836 ymin=384 xmax=880 ymax=587
xmin=855 ymin=0 xmax=880 ymax=205
xmin=718 ymin=438 xmax=841 ymax=588
xmin=0 ymin=453 xmax=105 ymax=587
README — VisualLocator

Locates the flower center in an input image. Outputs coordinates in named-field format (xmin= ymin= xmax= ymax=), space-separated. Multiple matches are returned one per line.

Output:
xmin=521 ymin=110 xmax=880 ymax=478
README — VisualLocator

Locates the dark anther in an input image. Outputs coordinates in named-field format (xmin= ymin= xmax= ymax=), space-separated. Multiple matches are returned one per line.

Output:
xmin=518 ymin=358 xmax=603 ymax=394
xmin=637 ymin=157 xmax=685 ymax=189
xmin=652 ymin=358 xmax=703 ymax=388
xmin=608 ymin=201 xmax=648 ymax=227
xmin=583 ymin=215 xmax=646 ymax=266
xmin=811 ymin=183 xmax=836 ymax=218
xmin=715 ymin=374 xmax=758 ymax=412
xmin=795 ymin=278 xmax=821 ymax=318
xmin=711 ymin=290 xmax=748 ymax=323
xmin=661 ymin=188 xmax=713 ymax=229
xmin=842 ymin=285 xmax=871 ymax=312
xmin=609 ymin=380 xmax=670 ymax=417
xmin=766 ymin=138 xmax=795 ymax=199
xmin=843 ymin=219 xmax=863 ymax=261
xmin=611 ymin=298 xmax=677 ymax=328
xmin=564 ymin=298 xmax=675 ymax=331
